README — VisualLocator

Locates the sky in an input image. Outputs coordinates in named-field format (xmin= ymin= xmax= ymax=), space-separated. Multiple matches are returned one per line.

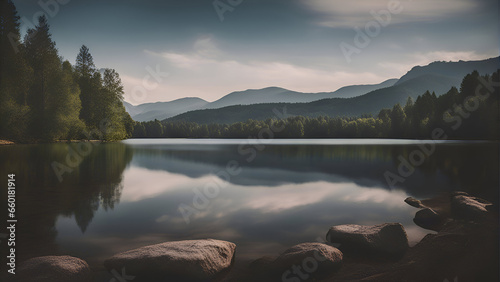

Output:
xmin=12 ymin=0 xmax=499 ymax=105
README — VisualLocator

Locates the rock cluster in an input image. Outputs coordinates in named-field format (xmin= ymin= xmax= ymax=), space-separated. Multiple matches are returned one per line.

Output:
xmin=405 ymin=191 xmax=494 ymax=231
xmin=15 ymin=191 xmax=496 ymax=281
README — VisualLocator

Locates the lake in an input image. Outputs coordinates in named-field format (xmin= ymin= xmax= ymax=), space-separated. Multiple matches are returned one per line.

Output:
xmin=1 ymin=139 xmax=498 ymax=274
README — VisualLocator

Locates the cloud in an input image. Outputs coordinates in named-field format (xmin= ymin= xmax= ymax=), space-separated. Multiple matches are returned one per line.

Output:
xmin=302 ymin=0 xmax=478 ymax=28
xmin=133 ymin=36 xmax=387 ymax=102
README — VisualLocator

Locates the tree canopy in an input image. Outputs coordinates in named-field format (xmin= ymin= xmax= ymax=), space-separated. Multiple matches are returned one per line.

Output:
xmin=0 ymin=1 xmax=133 ymax=142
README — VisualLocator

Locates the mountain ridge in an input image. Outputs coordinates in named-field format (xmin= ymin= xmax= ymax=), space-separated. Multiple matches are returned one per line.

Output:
xmin=164 ymin=57 xmax=499 ymax=124
xmin=124 ymin=79 xmax=398 ymax=121
xmin=125 ymin=57 xmax=499 ymax=122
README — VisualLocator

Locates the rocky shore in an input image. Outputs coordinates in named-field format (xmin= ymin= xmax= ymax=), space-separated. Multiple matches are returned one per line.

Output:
xmin=0 ymin=139 xmax=14 ymax=145
xmin=15 ymin=192 xmax=498 ymax=282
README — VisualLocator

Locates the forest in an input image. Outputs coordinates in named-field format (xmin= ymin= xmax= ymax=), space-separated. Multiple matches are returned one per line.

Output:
xmin=0 ymin=0 xmax=133 ymax=142
xmin=133 ymin=70 xmax=499 ymax=140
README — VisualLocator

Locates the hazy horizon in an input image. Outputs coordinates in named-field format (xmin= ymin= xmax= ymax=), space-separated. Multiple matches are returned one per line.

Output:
xmin=12 ymin=0 xmax=499 ymax=105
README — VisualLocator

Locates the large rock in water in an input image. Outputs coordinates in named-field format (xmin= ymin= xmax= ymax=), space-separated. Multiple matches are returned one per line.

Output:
xmin=404 ymin=197 xmax=426 ymax=208
xmin=451 ymin=194 xmax=493 ymax=220
xmin=326 ymin=223 xmax=409 ymax=259
xmin=17 ymin=256 xmax=92 ymax=282
xmin=273 ymin=243 xmax=343 ymax=279
xmin=414 ymin=208 xmax=444 ymax=231
xmin=104 ymin=239 xmax=236 ymax=281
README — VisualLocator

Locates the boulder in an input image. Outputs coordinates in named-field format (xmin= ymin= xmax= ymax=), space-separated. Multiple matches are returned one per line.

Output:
xmin=413 ymin=208 xmax=444 ymax=231
xmin=450 ymin=191 xmax=469 ymax=197
xmin=17 ymin=256 xmax=92 ymax=282
xmin=274 ymin=243 xmax=343 ymax=279
xmin=104 ymin=239 xmax=235 ymax=281
xmin=451 ymin=195 xmax=492 ymax=220
xmin=404 ymin=197 xmax=426 ymax=208
xmin=326 ymin=223 xmax=408 ymax=259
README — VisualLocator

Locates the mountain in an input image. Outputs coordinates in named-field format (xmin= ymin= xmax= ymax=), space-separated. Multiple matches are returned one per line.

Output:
xmin=124 ymin=80 xmax=397 ymax=121
xmin=123 ymin=101 xmax=141 ymax=117
xmin=331 ymin=79 xmax=398 ymax=98
xmin=396 ymin=57 xmax=499 ymax=85
xmin=124 ymin=98 xmax=209 ymax=122
xmin=204 ymin=79 xmax=398 ymax=109
xmin=166 ymin=57 xmax=499 ymax=124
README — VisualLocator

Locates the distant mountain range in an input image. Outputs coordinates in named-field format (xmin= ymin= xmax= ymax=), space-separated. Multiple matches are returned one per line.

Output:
xmin=123 ymin=98 xmax=209 ymax=122
xmin=124 ymin=57 xmax=499 ymax=123
xmin=124 ymin=79 xmax=398 ymax=121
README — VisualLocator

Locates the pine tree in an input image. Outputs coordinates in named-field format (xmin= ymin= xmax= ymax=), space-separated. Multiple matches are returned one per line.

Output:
xmin=24 ymin=16 xmax=84 ymax=141
xmin=0 ymin=0 xmax=31 ymax=140
xmin=390 ymin=104 xmax=406 ymax=137
xmin=75 ymin=45 xmax=99 ymax=127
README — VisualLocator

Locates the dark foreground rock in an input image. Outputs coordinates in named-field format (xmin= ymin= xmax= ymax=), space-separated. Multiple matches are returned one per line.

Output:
xmin=223 ymin=193 xmax=498 ymax=282
xmin=329 ymin=193 xmax=499 ymax=282
xmin=326 ymin=223 xmax=409 ymax=260
xmin=351 ymin=219 xmax=500 ymax=282
xmin=404 ymin=197 xmax=426 ymax=208
xmin=451 ymin=194 xmax=493 ymax=220
xmin=413 ymin=207 xmax=444 ymax=231
xmin=17 ymin=256 xmax=92 ymax=282
xmin=273 ymin=243 xmax=343 ymax=280
xmin=104 ymin=239 xmax=235 ymax=281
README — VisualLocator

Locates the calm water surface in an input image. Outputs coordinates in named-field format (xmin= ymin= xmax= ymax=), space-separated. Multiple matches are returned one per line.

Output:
xmin=0 ymin=139 xmax=498 ymax=271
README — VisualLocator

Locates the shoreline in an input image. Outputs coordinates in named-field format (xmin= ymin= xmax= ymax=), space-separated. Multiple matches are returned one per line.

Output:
xmin=0 ymin=139 xmax=109 ymax=146
xmin=2 ymin=137 xmax=498 ymax=146
xmin=0 ymin=139 xmax=15 ymax=145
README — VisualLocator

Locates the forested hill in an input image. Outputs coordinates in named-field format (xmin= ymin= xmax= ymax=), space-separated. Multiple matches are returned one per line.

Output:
xmin=0 ymin=1 xmax=133 ymax=142
xmin=396 ymin=57 xmax=500 ymax=85
xmin=128 ymin=57 xmax=498 ymax=123
xmin=124 ymin=79 xmax=398 ymax=122
xmin=165 ymin=72 xmax=469 ymax=124
xmin=134 ymin=70 xmax=500 ymax=140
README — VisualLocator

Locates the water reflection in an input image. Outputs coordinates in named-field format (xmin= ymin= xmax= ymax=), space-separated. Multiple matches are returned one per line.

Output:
xmin=128 ymin=141 xmax=499 ymax=199
xmin=0 ymin=143 xmax=132 ymax=264
xmin=0 ymin=139 xmax=497 ymax=271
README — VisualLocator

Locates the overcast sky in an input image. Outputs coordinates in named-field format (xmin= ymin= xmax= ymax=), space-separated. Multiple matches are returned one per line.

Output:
xmin=13 ymin=0 xmax=499 ymax=105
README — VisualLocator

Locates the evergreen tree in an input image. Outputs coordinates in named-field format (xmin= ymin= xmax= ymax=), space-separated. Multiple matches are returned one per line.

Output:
xmin=0 ymin=0 xmax=31 ymax=140
xmin=390 ymin=104 xmax=406 ymax=137
xmin=75 ymin=45 xmax=99 ymax=127
xmin=24 ymin=15 xmax=65 ymax=140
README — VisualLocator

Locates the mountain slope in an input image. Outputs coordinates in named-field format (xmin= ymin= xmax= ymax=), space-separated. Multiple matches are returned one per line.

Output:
xmin=204 ymin=79 xmax=398 ymax=109
xmin=124 ymin=80 xmax=398 ymax=121
xmin=166 ymin=74 xmax=462 ymax=124
xmin=125 ymin=98 xmax=209 ymax=122
xmin=396 ymin=57 xmax=499 ymax=85
xmin=134 ymin=57 xmax=499 ymax=122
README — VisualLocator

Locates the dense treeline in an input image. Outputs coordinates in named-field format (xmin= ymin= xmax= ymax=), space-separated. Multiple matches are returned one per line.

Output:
xmin=0 ymin=0 xmax=133 ymax=142
xmin=133 ymin=71 xmax=499 ymax=140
